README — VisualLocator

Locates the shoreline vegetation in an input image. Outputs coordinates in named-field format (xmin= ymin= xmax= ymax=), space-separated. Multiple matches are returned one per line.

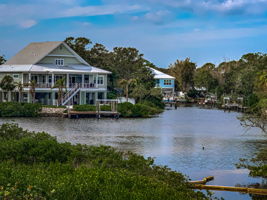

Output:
xmin=0 ymin=123 xmax=212 ymax=200
xmin=0 ymin=102 xmax=164 ymax=118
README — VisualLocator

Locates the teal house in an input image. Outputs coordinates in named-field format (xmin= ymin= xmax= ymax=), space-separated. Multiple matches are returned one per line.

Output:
xmin=0 ymin=41 xmax=111 ymax=105
xmin=149 ymin=68 xmax=175 ymax=96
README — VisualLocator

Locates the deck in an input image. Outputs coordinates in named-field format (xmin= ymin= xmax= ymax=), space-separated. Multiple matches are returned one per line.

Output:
xmin=65 ymin=110 xmax=120 ymax=119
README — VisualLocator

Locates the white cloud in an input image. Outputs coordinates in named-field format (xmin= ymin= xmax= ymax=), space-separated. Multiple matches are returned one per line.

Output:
xmin=19 ymin=19 xmax=37 ymax=28
xmin=139 ymin=0 xmax=267 ymax=15
xmin=144 ymin=10 xmax=171 ymax=24
xmin=0 ymin=2 xmax=147 ymax=28
xmin=60 ymin=5 xmax=144 ymax=17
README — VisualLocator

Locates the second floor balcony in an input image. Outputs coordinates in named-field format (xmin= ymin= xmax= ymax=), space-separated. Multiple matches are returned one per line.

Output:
xmin=22 ymin=73 xmax=106 ymax=89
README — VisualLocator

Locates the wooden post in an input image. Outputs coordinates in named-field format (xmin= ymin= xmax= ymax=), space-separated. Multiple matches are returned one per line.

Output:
xmin=189 ymin=176 xmax=214 ymax=184
xmin=191 ymin=184 xmax=267 ymax=195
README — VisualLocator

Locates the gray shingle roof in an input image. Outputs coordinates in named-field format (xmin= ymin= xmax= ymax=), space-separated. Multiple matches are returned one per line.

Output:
xmin=5 ymin=41 xmax=62 ymax=65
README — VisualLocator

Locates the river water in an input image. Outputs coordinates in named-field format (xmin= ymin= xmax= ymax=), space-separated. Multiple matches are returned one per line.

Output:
xmin=1 ymin=106 xmax=266 ymax=200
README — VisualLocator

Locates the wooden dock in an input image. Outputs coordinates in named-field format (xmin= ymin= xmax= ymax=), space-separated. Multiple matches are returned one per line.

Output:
xmin=65 ymin=110 xmax=120 ymax=119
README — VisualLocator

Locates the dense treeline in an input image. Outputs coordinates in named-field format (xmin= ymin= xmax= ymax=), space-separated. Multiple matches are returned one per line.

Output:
xmin=155 ymin=53 xmax=267 ymax=124
xmin=64 ymin=37 xmax=163 ymax=108
xmin=0 ymin=123 xmax=210 ymax=200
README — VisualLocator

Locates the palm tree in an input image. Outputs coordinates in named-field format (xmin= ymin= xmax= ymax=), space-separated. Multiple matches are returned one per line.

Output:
xmin=53 ymin=78 xmax=66 ymax=106
xmin=0 ymin=75 xmax=16 ymax=102
xmin=119 ymin=78 xmax=136 ymax=102
xmin=14 ymin=81 xmax=24 ymax=102
xmin=26 ymin=80 xmax=37 ymax=103
xmin=257 ymin=70 xmax=267 ymax=92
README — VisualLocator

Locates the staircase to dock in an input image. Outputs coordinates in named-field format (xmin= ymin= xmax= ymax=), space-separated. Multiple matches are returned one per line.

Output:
xmin=61 ymin=84 xmax=80 ymax=106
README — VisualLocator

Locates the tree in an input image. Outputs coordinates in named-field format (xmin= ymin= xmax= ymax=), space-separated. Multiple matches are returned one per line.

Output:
xmin=194 ymin=63 xmax=218 ymax=92
xmin=53 ymin=78 xmax=66 ymax=106
xmin=130 ymin=81 xmax=148 ymax=103
xmin=169 ymin=58 xmax=196 ymax=92
xmin=0 ymin=55 xmax=6 ymax=65
xmin=0 ymin=75 xmax=16 ymax=102
xmin=88 ymin=43 xmax=110 ymax=68
xmin=26 ymin=80 xmax=36 ymax=103
xmin=119 ymin=78 xmax=136 ymax=102
xmin=14 ymin=81 xmax=24 ymax=102
xmin=110 ymin=47 xmax=154 ymax=93
xmin=64 ymin=37 xmax=92 ymax=61
xmin=256 ymin=70 xmax=267 ymax=95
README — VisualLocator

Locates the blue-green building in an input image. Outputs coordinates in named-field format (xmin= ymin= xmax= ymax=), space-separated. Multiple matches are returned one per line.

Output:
xmin=149 ymin=68 xmax=175 ymax=96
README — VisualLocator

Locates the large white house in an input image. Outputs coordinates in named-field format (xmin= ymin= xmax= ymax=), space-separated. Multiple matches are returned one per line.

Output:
xmin=0 ymin=41 xmax=111 ymax=105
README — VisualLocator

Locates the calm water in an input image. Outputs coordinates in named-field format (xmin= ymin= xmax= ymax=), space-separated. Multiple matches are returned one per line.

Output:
xmin=1 ymin=107 xmax=267 ymax=200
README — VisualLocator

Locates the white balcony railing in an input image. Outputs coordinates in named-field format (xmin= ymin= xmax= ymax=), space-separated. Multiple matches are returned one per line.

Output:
xmin=23 ymin=82 xmax=98 ymax=89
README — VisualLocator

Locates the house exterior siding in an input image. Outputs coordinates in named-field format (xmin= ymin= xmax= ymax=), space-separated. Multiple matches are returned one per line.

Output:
xmin=0 ymin=41 xmax=111 ymax=106
xmin=155 ymin=78 xmax=175 ymax=89
xmin=49 ymin=44 xmax=73 ymax=55
xmin=38 ymin=56 xmax=81 ymax=65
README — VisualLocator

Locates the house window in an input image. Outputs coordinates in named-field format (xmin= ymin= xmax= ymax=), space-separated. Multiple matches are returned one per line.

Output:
xmin=13 ymin=74 xmax=19 ymax=79
xmin=98 ymin=76 xmax=104 ymax=85
xmin=164 ymin=80 xmax=172 ymax=85
xmin=55 ymin=59 xmax=64 ymax=66
xmin=93 ymin=75 xmax=104 ymax=85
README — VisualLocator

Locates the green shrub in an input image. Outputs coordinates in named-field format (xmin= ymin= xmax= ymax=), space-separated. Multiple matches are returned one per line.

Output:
xmin=118 ymin=102 xmax=162 ymax=118
xmin=118 ymin=102 xmax=134 ymax=117
xmin=0 ymin=123 xmax=208 ymax=200
xmin=100 ymin=105 xmax=111 ymax=111
xmin=0 ymin=102 xmax=41 ymax=117
xmin=73 ymin=105 xmax=96 ymax=111
xmin=107 ymin=91 xmax=117 ymax=99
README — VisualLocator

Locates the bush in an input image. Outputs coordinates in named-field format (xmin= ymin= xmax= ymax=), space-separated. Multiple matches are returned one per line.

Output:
xmin=118 ymin=102 xmax=134 ymax=117
xmin=0 ymin=102 xmax=41 ymax=117
xmin=107 ymin=91 xmax=117 ymax=99
xmin=100 ymin=105 xmax=111 ymax=111
xmin=0 ymin=123 xmax=208 ymax=200
xmin=73 ymin=105 xmax=96 ymax=111
xmin=118 ymin=102 xmax=163 ymax=118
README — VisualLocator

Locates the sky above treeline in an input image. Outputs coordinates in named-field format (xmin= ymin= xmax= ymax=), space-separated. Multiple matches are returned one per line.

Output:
xmin=0 ymin=0 xmax=267 ymax=68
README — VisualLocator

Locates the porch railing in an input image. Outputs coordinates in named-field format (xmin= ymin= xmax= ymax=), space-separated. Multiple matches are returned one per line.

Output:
xmin=69 ymin=83 xmax=96 ymax=88
xmin=23 ymin=83 xmax=98 ymax=88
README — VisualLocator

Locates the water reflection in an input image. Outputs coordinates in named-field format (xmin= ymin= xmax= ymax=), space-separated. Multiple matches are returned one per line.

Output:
xmin=0 ymin=107 xmax=266 ymax=200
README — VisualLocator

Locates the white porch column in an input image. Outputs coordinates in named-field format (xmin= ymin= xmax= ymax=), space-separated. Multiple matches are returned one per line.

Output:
xmin=94 ymin=92 xmax=98 ymax=105
xmin=82 ymin=74 xmax=84 ymax=88
xmin=51 ymin=92 xmax=56 ymax=106
xmin=45 ymin=74 xmax=49 ymax=87
xmin=66 ymin=74 xmax=69 ymax=89
xmin=28 ymin=73 xmax=31 ymax=103
xmin=96 ymin=74 xmax=98 ymax=88
xmin=51 ymin=73 xmax=55 ymax=87
xmin=21 ymin=73 xmax=24 ymax=84
xmin=27 ymin=93 xmax=31 ymax=103
xmin=28 ymin=73 xmax=31 ymax=82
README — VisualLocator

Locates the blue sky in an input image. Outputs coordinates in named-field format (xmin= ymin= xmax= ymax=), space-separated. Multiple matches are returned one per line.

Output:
xmin=0 ymin=0 xmax=267 ymax=68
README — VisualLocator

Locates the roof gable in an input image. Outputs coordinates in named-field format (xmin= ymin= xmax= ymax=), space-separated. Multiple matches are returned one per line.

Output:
xmin=5 ymin=41 xmax=89 ymax=66
xmin=5 ymin=42 xmax=62 ymax=65
xmin=149 ymin=67 xmax=175 ymax=79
